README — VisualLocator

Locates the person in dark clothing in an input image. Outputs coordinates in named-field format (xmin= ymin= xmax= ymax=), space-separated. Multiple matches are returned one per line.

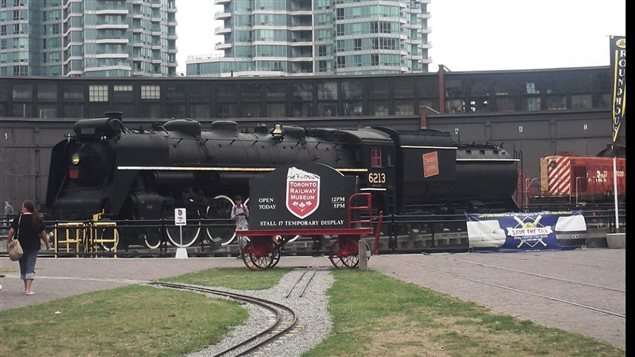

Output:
xmin=231 ymin=195 xmax=249 ymax=256
xmin=3 ymin=200 xmax=14 ymax=233
xmin=6 ymin=200 xmax=50 ymax=295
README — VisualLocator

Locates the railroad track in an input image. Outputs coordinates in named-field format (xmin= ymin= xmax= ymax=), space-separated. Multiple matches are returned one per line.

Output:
xmin=285 ymin=266 xmax=320 ymax=299
xmin=150 ymin=281 xmax=298 ymax=356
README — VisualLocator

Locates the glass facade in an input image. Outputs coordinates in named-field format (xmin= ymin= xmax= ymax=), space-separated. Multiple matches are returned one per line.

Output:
xmin=0 ymin=0 xmax=177 ymax=77
xmin=187 ymin=0 xmax=431 ymax=77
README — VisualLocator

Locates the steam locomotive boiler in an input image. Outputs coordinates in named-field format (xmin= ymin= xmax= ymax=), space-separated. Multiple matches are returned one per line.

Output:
xmin=46 ymin=113 xmax=519 ymax=249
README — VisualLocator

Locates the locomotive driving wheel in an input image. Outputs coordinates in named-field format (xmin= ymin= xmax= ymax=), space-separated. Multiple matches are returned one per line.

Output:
xmin=205 ymin=195 xmax=237 ymax=244
xmin=241 ymin=238 xmax=276 ymax=271
xmin=142 ymin=230 xmax=163 ymax=249
xmin=328 ymin=236 xmax=360 ymax=269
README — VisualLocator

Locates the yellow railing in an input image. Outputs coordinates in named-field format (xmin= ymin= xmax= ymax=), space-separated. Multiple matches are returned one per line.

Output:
xmin=53 ymin=211 xmax=118 ymax=258
xmin=88 ymin=221 xmax=119 ymax=258
xmin=53 ymin=222 xmax=87 ymax=258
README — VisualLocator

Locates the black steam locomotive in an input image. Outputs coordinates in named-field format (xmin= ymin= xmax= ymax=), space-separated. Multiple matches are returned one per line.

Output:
xmin=46 ymin=113 xmax=519 ymax=249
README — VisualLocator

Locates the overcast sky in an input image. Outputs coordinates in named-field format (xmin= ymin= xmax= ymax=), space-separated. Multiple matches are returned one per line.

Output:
xmin=175 ymin=0 xmax=625 ymax=74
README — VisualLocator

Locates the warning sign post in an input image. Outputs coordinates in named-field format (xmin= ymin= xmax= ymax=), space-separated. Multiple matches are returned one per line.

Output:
xmin=174 ymin=208 xmax=188 ymax=259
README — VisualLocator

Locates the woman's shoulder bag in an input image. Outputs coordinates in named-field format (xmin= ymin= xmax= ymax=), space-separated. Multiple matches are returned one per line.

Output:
xmin=7 ymin=214 xmax=23 ymax=261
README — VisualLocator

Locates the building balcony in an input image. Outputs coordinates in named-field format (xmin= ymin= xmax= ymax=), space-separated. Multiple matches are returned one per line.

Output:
xmin=93 ymin=53 xmax=129 ymax=59
xmin=215 ymin=42 xmax=232 ymax=50
xmin=95 ymin=9 xmax=128 ymax=16
xmin=288 ymin=56 xmax=313 ymax=62
xmin=94 ymin=38 xmax=129 ymax=44
xmin=289 ymin=40 xmax=312 ymax=47
xmin=215 ymin=26 xmax=232 ymax=35
xmin=95 ymin=24 xmax=129 ymax=30
xmin=215 ymin=10 xmax=231 ymax=20
xmin=84 ymin=65 xmax=132 ymax=73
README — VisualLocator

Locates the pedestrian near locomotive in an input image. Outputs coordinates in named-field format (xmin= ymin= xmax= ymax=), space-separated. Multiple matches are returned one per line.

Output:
xmin=6 ymin=200 xmax=50 ymax=295
xmin=231 ymin=195 xmax=249 ymax=254
xmin=3 ymin=200 xmax=14 ymax=233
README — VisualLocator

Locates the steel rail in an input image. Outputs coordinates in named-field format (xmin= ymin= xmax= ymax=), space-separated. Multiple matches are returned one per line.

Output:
xmin=149 ymin=281 xmax=298 ymax=356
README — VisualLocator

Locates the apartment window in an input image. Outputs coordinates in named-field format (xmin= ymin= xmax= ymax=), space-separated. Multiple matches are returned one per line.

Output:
xmin=336 ymin=24 xmax=344 ymax=36
xmin=318 ymin=45 xmax=327 ymax=57
xmin=370 ymin=22 xmax=391 ymax=34
xmin=353 ymin=55 xmax=361 ymax=67
xmin=141 ymin=85 xmax=160 ymax=100
xmin=354 ymin=39 xmax=361 ymax=51
xmin=318 ymin=60 xmax=327 ymax=72
xmin=336 ymin=56 xmax=345 ymax=68
xmin=336 ymin=8 xmax=344 ymax=20
xmin=89 ymin=85 xmax=108 ymax=102
xmin=371 ymin=54 xmax=379 ymax=66
xmin=336 ymin=40 xmax=345 ymax=52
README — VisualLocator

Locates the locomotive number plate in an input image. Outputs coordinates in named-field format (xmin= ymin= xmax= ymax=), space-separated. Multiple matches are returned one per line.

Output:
xmin=368 ymin=172 xmax=386 ymax=185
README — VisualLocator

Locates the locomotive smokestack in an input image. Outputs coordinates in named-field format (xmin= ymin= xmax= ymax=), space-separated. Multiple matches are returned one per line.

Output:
xmin=104 ymin=111 xmax=123 ymax=120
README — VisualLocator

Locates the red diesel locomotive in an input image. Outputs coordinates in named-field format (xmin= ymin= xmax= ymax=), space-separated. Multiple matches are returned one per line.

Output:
xmin=537 ymin=154 xmax=626 ymax=204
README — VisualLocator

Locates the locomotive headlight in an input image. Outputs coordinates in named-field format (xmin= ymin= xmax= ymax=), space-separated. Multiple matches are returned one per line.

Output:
xmin=71 ymin=153 xmax=80 ymax=165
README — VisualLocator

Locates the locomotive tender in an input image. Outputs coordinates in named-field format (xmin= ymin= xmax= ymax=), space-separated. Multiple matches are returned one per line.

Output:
xmin=46 ymin=113 xmax=519 ymax=249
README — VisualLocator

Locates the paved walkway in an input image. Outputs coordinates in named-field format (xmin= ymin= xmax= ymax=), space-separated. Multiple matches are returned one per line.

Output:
xmin=0 ymin=248 xmax=625 ymax=350
xmin=371 ymin=248 xmax=625 ymax=350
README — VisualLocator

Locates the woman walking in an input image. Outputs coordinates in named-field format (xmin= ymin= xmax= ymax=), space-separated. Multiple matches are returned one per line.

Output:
xmin=6 ymin=200 xmax=50 ymax=295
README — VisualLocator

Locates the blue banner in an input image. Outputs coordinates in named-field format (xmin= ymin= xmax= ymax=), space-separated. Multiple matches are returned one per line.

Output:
xmin=466 ymin=211 xmax=586 ymax=251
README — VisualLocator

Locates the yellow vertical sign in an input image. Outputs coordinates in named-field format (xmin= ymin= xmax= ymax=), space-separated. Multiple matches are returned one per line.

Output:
xmin=610 ymin=36 xmax=626 ymax=144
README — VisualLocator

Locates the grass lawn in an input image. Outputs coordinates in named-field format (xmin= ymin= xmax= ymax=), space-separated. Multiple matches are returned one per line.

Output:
xmin=305 ymin=270 xmax=623 ymax=357
xmin=0 ymin=267 xmax=623 ymax=357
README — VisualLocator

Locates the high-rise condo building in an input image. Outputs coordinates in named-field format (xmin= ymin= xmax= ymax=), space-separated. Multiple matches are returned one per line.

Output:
xmin=187 ymin=0 xmax=431 ymax=77
xmin=0 ymin=0 xmax=177 ymax=77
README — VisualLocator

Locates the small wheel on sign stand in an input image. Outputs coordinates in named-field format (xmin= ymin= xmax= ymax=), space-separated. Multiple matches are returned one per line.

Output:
xmin=338 ymin=237 xmax=360 ymax=269
xmin=328 ymin=241 xmax=347 ymax=269
xmin=269 ymin=245 xmax=282 ymax=268
xmin=241 ymin=240 xmax=275 ymax=271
